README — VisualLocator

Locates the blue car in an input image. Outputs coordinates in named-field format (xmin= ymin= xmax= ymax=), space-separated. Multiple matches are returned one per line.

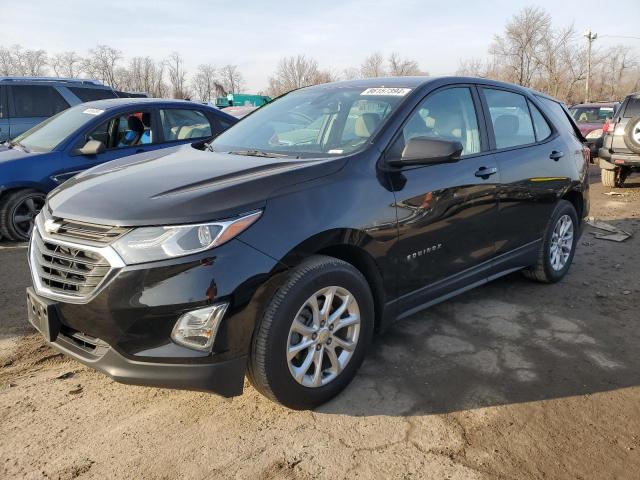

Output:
xmin=0 ymin=98 xmax=237 ymax=240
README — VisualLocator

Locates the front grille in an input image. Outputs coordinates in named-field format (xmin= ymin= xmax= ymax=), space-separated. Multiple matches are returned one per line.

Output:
xmin=31 ymin=229 xmax=111 ymax=298
xmin=42 ymin=211 xmax=129 ymax=245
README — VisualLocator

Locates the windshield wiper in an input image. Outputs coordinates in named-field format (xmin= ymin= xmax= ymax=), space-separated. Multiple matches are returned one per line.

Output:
xmin=6 ymin=140 xmax=29 ymax=153
xmin=228 ymin=149 xmax=292 ymax=158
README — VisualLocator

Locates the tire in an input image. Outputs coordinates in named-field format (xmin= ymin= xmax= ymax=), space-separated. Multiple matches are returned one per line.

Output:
xmin=248 ymin=255 xmax=374 ymax=409
xmin=623 ymin=116 xmax=640 ymax=154
xmin=600 ymin=167 xmax=619 ymax=188
xmin=0 ymin=189 xmax=46 ymax=242
xmin=523 ymin=199 xmax=579 ymax=284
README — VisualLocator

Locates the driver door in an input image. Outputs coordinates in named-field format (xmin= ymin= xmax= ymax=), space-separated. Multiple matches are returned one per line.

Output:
xmin=387 ymin=85 xmax=500 ymax=313
xmin=56 ymin=109 xmax=161 ymax=185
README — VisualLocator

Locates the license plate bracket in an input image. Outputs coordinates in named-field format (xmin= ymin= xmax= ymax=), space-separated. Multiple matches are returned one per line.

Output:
xmin=26 ymin=287 xmax=61 ymax=342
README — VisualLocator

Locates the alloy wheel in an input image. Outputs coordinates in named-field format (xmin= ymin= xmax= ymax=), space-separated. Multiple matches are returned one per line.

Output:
xmin=11 ymin=194 xmax=45 ymax=239
xmin=287 ymin=286 xmax=361 ymax=388
xmin=549 ymin=214 xmax=574 ymax=271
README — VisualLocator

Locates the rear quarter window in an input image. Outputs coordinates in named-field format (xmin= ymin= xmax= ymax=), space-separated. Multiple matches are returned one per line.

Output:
xmin=537 ymin=96 xmax=580 ymax=138
xmin=68 ymin=87 xmax=118 ymax=102
xmin=623 ymin=97 xmax=640 ymax=118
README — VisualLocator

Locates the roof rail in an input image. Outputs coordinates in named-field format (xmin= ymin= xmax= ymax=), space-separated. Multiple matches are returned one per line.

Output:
xmin=0 ymin=76 xmax=105 ymax=86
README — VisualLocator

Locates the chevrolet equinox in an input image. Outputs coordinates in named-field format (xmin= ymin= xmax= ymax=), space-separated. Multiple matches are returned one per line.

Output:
xmin=26 ymin=77 xmax=589 ymax=409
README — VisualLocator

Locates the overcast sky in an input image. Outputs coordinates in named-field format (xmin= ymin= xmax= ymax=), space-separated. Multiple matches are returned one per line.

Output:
xmin=1 ymin=0 xmax=639 ymax=92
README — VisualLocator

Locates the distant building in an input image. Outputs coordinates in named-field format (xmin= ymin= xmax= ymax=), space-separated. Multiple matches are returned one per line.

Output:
xmin=215 ymin=93 xmax=271 ymax=108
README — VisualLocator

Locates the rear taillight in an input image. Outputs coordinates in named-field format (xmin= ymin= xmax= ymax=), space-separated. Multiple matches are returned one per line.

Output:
xmin=603 ymin=120 xmax=616 ymax=133
xmin=582 ymin=145 xmax=591 ymax=164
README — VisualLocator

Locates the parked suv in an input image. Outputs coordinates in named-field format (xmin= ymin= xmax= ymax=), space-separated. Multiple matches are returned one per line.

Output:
xmin=0 ymin=98 xmax=237 ymax=241
xmin=598 ymin=92 xmax=640 ymax=187
xmin=26 ymin=77 xmax=589 ymax=409
xmin=0 ymin=77 xmax=118 ymax=142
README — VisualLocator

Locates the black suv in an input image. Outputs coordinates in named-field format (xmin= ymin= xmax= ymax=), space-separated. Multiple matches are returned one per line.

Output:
xmin=26 ymin=77 xmax=589 ymax=409
xmin=598 ymin=92 xmax=640 ymax=187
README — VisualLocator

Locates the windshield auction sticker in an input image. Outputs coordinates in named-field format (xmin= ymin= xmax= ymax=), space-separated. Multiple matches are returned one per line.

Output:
xmin=82 ymin=108 xmax=104 ymax=115
xmin=360 ymin=87 xmax=411 ymax=96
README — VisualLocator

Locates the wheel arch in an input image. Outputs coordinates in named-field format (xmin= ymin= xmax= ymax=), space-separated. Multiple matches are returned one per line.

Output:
xmin=276 ymin=228 xmax=390 ymax=333
xmin=561 ymin=189 xmax=584 ymax=224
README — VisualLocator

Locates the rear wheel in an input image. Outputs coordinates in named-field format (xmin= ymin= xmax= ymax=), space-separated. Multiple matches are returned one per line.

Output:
xmin=248 ymin=255 xmax=374 ymax=409
xmin=0 ymin=189 xmax=45 ymax=241
xmin=523 ymin=200 xmax=578 ymax=283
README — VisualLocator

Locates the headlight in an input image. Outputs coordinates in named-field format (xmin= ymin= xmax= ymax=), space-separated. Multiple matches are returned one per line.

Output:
xmin=112 ymin=210 xmax=261 ymax=264
xmin=585 ymin=128 xmax=603 ymax=139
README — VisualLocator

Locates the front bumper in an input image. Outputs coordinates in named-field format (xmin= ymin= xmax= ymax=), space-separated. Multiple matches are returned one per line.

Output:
xmin=27 ymin=224 xmax=283 ymax=396
xmin=27 ymin=290 xmax=247 ymax=395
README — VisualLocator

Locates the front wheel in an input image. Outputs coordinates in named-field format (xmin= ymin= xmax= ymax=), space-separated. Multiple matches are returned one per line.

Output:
xmin=248 ymin=256 xmax=374 ymax=409
xmin=0 ymin=189 xmax=46 ymax=242
xmin=523 ymin=200 xmax=578 ymax=283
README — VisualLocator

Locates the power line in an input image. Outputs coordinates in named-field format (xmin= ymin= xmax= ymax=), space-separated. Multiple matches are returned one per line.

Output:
xmin=598 ymin=35 xmax=640 ymax=41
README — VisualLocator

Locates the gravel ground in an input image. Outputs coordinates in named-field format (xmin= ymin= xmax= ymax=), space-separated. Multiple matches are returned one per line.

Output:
xmin=1 ymin=166 xmax=639 ymax=480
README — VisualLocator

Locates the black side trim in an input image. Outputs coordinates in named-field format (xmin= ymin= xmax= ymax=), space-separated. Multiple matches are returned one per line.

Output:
xmin=392 ymin=239 xmax=541 ymax=322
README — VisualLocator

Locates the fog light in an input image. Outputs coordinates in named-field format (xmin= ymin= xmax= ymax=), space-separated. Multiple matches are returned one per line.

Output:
xmin=171 ymin=303 xmax=229 ymax=351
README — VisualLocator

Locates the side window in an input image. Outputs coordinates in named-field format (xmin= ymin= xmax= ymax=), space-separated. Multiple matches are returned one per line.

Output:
xmin=483 ymin=88 xmax=535 ymax=149
xmin=397 ymin=87 xmax=481 ymax=156
xmin=537 ymin=97 xmax=579 ymax=137
xmin=68 ymin=87 xmax=117 ymax=102
xmin=528 ymin=101 xmax=552 ymax=142
xmin=11 ymin=85 xmax=69 ymax=118
xmin=160 ymin=109 xmax=212 ymax=141
xmin=623 ymin=97 xmax=640 ymax=118
xmin=86 ymin=111 xmax=154 ymax=149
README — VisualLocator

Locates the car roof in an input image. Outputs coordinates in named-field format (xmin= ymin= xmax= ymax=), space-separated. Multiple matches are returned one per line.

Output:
xmin=571 ymin=102 xmax=619 ymax=108
xmin=75 ymin=97 xmax=220 ymax=110
xmin=302 ymin=76 xmax=556 ymax=100
xmin=0 ymin=76 xmax=109 ymax=88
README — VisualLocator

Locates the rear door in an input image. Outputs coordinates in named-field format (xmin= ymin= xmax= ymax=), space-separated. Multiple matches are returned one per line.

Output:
xmin=388 ymin=85 xmax=500 ymax=311
xmin=0 ymin=86 xmax=8 ymax=142
xmin=158 ymin=107 xmax=216 ymax=144
xmin=480 ymin=87 xmax=573 ymax=254
xmin=8 ymin=85 xmax=70 ymax=138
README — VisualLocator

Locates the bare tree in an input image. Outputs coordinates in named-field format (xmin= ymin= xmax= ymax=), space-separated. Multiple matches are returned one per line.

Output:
xmin=361 ymin=52 xmax=386 ymax=77
xmin=84 ymin=45 xmax=122 ymax=85
xmin=51 ymin=51 xmax=83 ymax=78
xmin=218 ymin=64 xmax=244 ymax=95
xmin=267 ymin=55 xmax=332 ymax=97
xmin=165 ymin=51 xmax=190 ymax=99
xmin=489 ymin=6 xmax=551 ymax=86
xmin=191 ymin=63 xmax=222 ymax=102
xmin=388 ymin=52 xmax=423 ymax=76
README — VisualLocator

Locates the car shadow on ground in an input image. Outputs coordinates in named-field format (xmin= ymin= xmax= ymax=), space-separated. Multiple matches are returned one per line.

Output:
xmin=319 ymin=217 xmax=640 ymax=417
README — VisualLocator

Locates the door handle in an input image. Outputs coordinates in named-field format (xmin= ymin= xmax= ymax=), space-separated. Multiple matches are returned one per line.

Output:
xmin=135 ymin=149 xmax=146 ymax=154
xmin=549 ymin=150 xmax=564 ymax=161
xmin=474 ymin=166 xmax=498 ymax=178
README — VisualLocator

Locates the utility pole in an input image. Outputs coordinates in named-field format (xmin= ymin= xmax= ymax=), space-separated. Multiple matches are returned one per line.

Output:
xmin=583 ymin=29 xmax=598 ymax=103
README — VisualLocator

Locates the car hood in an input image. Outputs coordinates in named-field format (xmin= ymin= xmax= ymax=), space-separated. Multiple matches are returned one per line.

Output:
xmin=47 ymin=145 xmax=347 ymax=226
xmin=0 ymin=144 xmax=40 ymax=164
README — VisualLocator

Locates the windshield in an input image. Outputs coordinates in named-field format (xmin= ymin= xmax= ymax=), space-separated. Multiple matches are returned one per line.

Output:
xmin=569 ymin=106 xmax=614 ymax=123
xmin=10 ymin=105 xmax=106 ymax=152
xmin=211 ymin=86 xmax=410 ymax=158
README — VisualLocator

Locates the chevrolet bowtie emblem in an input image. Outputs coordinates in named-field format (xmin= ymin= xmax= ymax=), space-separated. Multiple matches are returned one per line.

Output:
xmin=44 ymin=218 xmax=61 ymax=234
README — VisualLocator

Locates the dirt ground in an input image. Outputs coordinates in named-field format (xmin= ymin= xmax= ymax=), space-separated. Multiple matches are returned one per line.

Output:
xmin=1 ymin=166 xmax=639 ymax=480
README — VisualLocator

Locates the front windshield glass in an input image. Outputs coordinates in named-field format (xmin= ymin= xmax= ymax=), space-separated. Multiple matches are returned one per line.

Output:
xmin=569 ymin=106 xmax=614 ymax=123
xmin=10 ymin=105 xmax=105 ymax=152
xmin=211 ymin=86 xmax=410 ymax=158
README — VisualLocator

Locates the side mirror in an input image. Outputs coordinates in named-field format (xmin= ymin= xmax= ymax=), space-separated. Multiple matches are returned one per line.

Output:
xmin=388 ymin=137 xmax=463 ymax=167
xmin=76 ymin=139 xmax=105 ymax=156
